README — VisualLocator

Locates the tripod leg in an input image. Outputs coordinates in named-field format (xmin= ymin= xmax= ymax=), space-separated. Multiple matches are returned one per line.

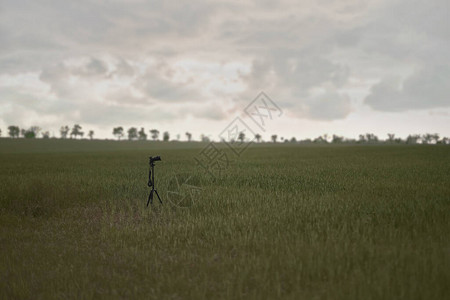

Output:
xmin=147 ymin=190 xmax=154 ymax=206
xmin=154 ymin=190 xmax=163 ymax=204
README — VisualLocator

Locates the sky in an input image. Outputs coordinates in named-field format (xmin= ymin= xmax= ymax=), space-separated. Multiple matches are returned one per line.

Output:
xmin=0 ymin=0 xmax=449 ymax=141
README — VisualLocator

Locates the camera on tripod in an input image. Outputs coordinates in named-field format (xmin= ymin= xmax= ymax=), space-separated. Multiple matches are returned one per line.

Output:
xmin=150 ymin=156 xmax=161 ymax=164
xmin=147 ymin=155 xmax=162 ymax=206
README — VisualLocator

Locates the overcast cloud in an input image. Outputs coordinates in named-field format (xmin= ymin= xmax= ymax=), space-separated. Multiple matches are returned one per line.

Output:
xmin=0 ymin=0 xmax=449 ymax=138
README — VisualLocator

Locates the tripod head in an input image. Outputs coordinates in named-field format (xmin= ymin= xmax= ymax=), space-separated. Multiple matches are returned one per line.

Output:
xmin=149 ymin=156 xmax=161 ymax=166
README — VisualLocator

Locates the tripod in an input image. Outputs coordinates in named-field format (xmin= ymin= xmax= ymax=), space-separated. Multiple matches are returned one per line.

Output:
xmin=147 ymin=157 xmax=162 ymax=206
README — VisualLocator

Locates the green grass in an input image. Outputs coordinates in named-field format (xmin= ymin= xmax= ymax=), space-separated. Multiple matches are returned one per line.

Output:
xmin=0 ymin=139 xmax=449 ymax=299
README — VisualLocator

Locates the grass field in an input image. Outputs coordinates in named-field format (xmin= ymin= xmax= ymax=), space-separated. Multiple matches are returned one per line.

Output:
xmin=0 ymin=139 xmax=449 ymax=299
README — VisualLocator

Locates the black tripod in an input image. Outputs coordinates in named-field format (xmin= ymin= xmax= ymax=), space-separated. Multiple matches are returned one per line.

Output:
xmin=147 ymin=156 xmax=162 ymax=206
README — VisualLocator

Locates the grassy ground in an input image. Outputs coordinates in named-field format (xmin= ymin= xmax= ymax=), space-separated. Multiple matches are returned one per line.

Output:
xmin=0 ymin=139 xmax=449 ymax=299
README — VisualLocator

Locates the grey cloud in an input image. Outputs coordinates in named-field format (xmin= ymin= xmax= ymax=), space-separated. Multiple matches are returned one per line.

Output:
xmin=240 ymin=55 xmax=352 ymax=120
xmin=0 ymin=88 xmax=77 ymax=127
xmin=307 ymin=91 xmax=352 ymax=120
xmin=39 ymin=57 xmax=112 ymax=100
xmin=0 ymin=0 xmax=222 ymax=58
xmin=190 ymin=102 xmax=228 ymax=121
xmin=112 ymin=59 xmax=135 ymax=78
xmin=365 ymin=64 xmax=450 ymax=111
xmin=278 ymin=56 xmax=351 ymax=90
xmin=72 ymin=58 xmax=109 ymax=77
xmin=134 ymin=69 xmax=204 ymax=103
xmin=334 ymin=0 xmax=450 ymax=64
xmin=0 ymin=84 xmax=171 ymax=127
xmin=39 ymin=63 xmax=72 ymax=98
xmin=105 ymin=88 xmax=152 ymax=106
xmin=357 ymin=0 xmax=450 ymax=111
xmin=79 ymin=103 xmax=174 ymax=126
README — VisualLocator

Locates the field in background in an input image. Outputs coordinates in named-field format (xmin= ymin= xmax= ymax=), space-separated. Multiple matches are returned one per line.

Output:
xmin=0 ymin=139 xmax=449 ymax=299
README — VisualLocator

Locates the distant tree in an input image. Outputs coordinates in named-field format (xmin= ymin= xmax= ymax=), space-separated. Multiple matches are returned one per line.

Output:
xmin=406 ymin=134 xmax=420 ymax=144
xmin=24 ymin=131 xmax=36 ymax=139
xmin=176 ymin=134 xmax=180 ymax=141
xmin=23 ymin=126 xmax=40 ymax=139
xmin=0 ymin=129 xmax=2 ymax=137
xmin=31 ymin=126 xmax=41 ymax=136
xmin=441 ymin=137 xmax=450 ymax=145
xmin=290 ymin=137 xmax=297 ymax=143
xmin=238 ymin=132 xmax=245 ymax=143
xmin=127 ymin=127 xmax=138 ymax=140
xmin=20 ymin=129 xmax=25 ymax=137
xmin=332 ymin=134 xmax=344 ymax=143
xmin=313 ymin=135 xmax=327 ymax=143
xmin=421 ymin=133 xmax=439 ymax=144
xmin=358 ymin=134 xmax=366 ymax=143
xmin=163 ymin=131 xmax=170 ymax=142
xmin=422 ymin=133 xmax=432 ymax=144
xmin=387 ymin=133 xmax=395 ymax=143
xmin=255 ymin=133 xmax=262 ymax=143
xmin=201 ymin=134 xmax=210 ymax=142
xmin=8 ymin=126 xmax=20 ymax=138
xmin=71 ymin=124 xmax=83 ymax=139
xmin=41 ymin=131 xmax=50 ymax=139
xmin=88 ymin=130 xmax=94 ymax=140
xmin=271 ymin=134 xmax=277 ymax=143
xmin=60 ymin=126 xmax=70 ymax=139
xmin=431 ymin=133 xmax=440 ymax=144
xmin=365 ymin=133 xmax=379 ymax=143
xmin=138 ymin=128 xmax=147 ymax=140
xmin=150 ymin=129 xmax=159 ymax=141
xmin=113 ymin=127 xmax=124 ymax=140
xmin=185 ymin=132 xmax=192 ymax=142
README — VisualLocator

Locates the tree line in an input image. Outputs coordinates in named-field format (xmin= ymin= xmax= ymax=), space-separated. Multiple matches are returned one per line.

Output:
xmin=4 ymin=125 xmax=95 ymax=140
xmin=2 ymin=125 xmax=193 ymax=142
xmin=1 ymin=125 xmax=449 ymax=144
